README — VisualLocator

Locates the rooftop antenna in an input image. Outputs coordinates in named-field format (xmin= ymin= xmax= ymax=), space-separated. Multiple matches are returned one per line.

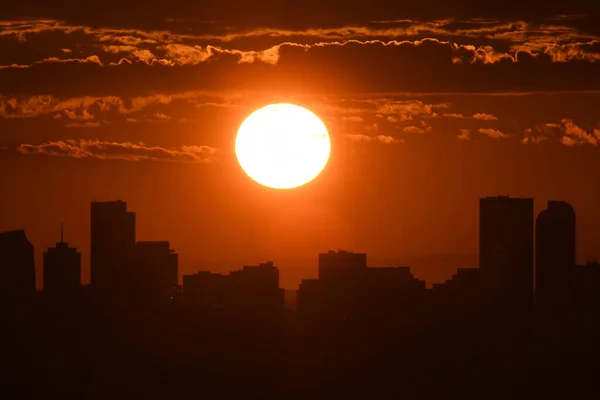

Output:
xmin=60 ymin=222 xmax=64 ymax=243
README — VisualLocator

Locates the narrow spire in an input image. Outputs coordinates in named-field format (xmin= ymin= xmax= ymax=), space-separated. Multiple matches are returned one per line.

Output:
xmin=60 ymin=222 xmax=64 ymax=243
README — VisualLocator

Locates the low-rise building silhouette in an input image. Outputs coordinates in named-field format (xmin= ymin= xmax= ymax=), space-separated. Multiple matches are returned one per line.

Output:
xmin=227 ymin=262 xmax=284 ymax=312
xmin=299 ymin=250 xmax=427 ymax=326
xmin=569 ymin=261 xmax=600 ymax=311
xmin=319 ymin=250 xmax=366 ymax=282
xmin=182 ymin=262 xmax=284 ymax=315
xmin=182 ymin=270 xmax=225 ymax=310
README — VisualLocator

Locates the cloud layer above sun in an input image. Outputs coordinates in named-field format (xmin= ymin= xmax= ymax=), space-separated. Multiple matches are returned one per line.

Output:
xmin=1 ymin=7 xmax=600 ymax=161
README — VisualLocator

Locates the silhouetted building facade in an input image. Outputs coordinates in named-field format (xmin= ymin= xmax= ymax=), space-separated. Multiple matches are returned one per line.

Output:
xmin=228 ymin=262 xmax=284 ymax=312
xmin=183 ymin=271 xmax=226 ymax=311
xmin=431 ymin=268 xmax=486 ymax=326
xmin=479 ymin=196 xmax=534 ymax=312
xmin=43 ymin=225 xmax=81 ymax=298
xmin=133 ymin=241 xmax=178 ymax=304
xmin=90 ymin=201 xmax=136 ymax=301
xmin=183 ymin=262 xmax=284 ymax=316
xmin=570 ymin=261 xmax=600 ymax=312
xmin=0 ymin=230 xmax=35 ymax=300
xmin=300 ymin=251 xmax=427 ymax=328
xmin=535 ymin=201 xmax=576 ymax=314
xmin=318 ymin=250 xmax=367 ymax=282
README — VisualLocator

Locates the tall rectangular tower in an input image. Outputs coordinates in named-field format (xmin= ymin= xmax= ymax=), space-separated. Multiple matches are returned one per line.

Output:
xmin=90 ymin=201 xmax=136 ymax=298
xmin=479 ymin=196 xmax=534 ymax=307
xmin=535 ymin=200 xmax=576 ymax=312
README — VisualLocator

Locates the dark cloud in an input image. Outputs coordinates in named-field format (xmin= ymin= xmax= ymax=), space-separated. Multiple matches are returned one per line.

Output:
xmin=2 ymin=43 xmax=600 ymax=98
xmin=1 ymin=12 xmax=600 ymax=98
xmin=1 ymin=1 xmax=597 ymax=31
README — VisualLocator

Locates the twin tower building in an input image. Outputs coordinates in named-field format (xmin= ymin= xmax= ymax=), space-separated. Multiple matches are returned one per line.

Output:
xmin=479 ymin=196 xmax=577 ymax=313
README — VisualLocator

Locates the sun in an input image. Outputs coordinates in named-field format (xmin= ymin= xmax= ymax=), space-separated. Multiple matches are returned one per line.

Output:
xmin=235 ymin=103 xmax=331 ymax=189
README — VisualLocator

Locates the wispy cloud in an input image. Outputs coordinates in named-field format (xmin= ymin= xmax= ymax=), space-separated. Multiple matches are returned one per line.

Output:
xmin=478 ymin=128 xmax=508 ymax=138
xmin=65 ymin=121 xmax=101 ymax=128
xmin=153 ymin=112 xmax=171 ymax=121
xmin=522 ymin=135 xmax=548 ymax=144
xmin=341 ymin=115 xmax=364 ymax=122
xmin=458 ymin=129 xmax=470 ymax=140
xmin=344 ymin=133 xmax=403 ymax=144
xmin=0 ymin=55 xmax=102 ymax=70
xmin=323 ymin=99 xmax=444 ymax=122
xmin=0 ymin=92 xmax=238 ymax=121
xmin=522 ymin=119 xmax=599 ymax=145
xmin=403 ymin=126 xmax=426 ymax=134
xmin=473 ymin=113 xmax=498 ymax=121
xmin=17 ymin=140 xmax=220 ymax=163
xmin=0 ymin=94 xmax=126 ymax=119
xmin=1 ymin=26 xmax=599 ymax=71
xmin=560 ymin=118 xmax=598 ymax=146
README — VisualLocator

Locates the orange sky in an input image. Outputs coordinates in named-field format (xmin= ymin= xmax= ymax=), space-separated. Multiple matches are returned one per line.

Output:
xmin=1 ymin=5 xmax=600 ymax=289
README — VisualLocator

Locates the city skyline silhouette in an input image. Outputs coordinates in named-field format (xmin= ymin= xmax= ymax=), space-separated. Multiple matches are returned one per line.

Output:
xmin=2 ymin=195 xmax=600 ymax=398
xmin=3 ymin=1 xmax=600 ymax=398
xmin=3 ymin=195 xmax=600 ymax=292
xmin=4 ymin=195 xmax=600 ymax=292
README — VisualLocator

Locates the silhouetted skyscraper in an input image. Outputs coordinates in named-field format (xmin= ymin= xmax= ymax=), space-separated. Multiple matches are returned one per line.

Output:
xmin=43 ymin=224 xmax=81 ymax=297
xmin=133 ymin=241 xmax=178 ymax=304
xmin=90 ymin=201 xmax=136 ymax=300
xmin=318 ymin=250 xmax=367 ymax=282
xmin=535 ymin=201 xmax=576 ymax=313
xmin=0 ymin=230 xmax=35 ymax=300
xmin=479 ymin=196 xmax=534 ymax=309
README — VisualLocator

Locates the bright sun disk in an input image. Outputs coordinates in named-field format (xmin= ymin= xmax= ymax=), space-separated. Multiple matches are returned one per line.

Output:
xmin=235 ymin=103 xmax=331 ymax=189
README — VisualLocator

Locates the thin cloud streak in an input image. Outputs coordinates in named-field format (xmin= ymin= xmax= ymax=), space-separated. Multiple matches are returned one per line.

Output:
xmin=403 ymin=126 xmax=426 ymax=134
xmin=344 ymin=133 xmax=403 ymax=144
xmin=0 ymin=55 xmax=102 ymax=70
xmin=478 ymin=128 xmax=508 ymax=138
xmin=17 ymin=140 xmax=220 ymax=163
xmin=473 ymin=113 xmax=498 ymax=120
xmin=1 ymin=17 xmax=597 ymax=46
xmin=0 ymin=92 xmax=243 ymax=121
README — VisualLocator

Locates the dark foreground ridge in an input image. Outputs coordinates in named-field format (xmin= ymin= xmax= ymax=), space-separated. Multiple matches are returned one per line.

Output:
xmin=1 ymin=197 xmax=600 ymax=399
